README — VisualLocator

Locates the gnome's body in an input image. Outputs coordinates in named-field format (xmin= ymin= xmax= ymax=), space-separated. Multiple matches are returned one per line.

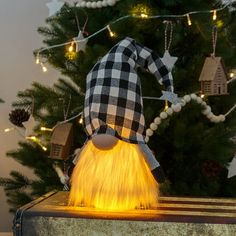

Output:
xmin=69 ymin=37 xmax=173 ymax=210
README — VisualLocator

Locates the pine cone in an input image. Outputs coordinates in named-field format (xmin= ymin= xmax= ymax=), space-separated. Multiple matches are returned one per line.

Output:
xmin=9 ymin=108 xmax=30 ymax=127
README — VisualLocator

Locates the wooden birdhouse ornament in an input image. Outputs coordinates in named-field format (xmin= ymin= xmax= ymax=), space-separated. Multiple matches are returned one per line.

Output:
xmin=199 ymin=57 xmax=228 ymax=96
xmin=50 ymin=123 xmax=73 ymax=160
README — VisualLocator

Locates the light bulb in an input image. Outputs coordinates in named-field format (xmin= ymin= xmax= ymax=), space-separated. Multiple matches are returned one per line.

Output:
xmin=213 ymin=10 xmax=217 ymax=21
xmin=36 ymin=57 xmax=40 ymax=64
xmin=68 ymin=42 xmax=74 ymax=52
xmin=187 ymin=14 xmax=192 ymax=26
xmin=140 ymin=13 xmax=148 ymax=18
xmin=27 ymin=136 xmax=37 ymax=141
xmin=110 ymin=31 xmax=115 ymax=37
xmin=230 ymin=72 xmax=234 ymax=78
xmin=107 ymin=25 xmax=116 ymax=38
xmin=4 ymin=128 xmax=14 ymax=133
xmin=79 ymin=117 xmax=83 ymax=124
xmin=40 ymin=127 xmax=53 ymax=131
xmin=42 ymin=66 xmax=47 ymax=72
xmin=164 ymin=100 xmax=169 ymax=111
xmin=41 ymin=63 xmax=47 ymax=72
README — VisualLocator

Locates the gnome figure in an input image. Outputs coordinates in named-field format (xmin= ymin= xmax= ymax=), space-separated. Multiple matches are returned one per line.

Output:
xmin=69 ymin=37 xmax=174 ymax=210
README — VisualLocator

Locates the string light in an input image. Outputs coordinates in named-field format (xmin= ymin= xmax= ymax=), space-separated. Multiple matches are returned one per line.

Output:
xmin=36 ymin=57 xmax=40 ymax=65
xmin=68 ymin=41 xmax=75 ymax=52
xmin=230 ymin=72 xmax=235 ymax=78
xmin=107 ymin=25 xmax=116 ymax=37
xmin=35 ymin=3 xmax=231 ymax=70
xmin=164 ymin=100 xmax=169 ymax=111
xmin=4 ymin=124 xmax=50 ymax=151
xmin=40 ymin=63 xmax=47 ymax=72
xmin=41 ymin=146 xmax=47 ymax=151
xmin=79 ymin=116 xmax=83 ymax=124
xmin=26 ymin=136 xmax=47 ymax=151
xmin=212 ymin=10 xmax=217 ymax=21
xmin=40 ymin=127 xmax=53 ymax=132
xmin=140 ymin=13 xmax=148 ymax=18
xmin=4 ymin=128 xmax=14 ymax=133
xmin=186 ymin=14 xmax=192 ymax=26
xmin=26 ymin=136 xmax=37 ymax=141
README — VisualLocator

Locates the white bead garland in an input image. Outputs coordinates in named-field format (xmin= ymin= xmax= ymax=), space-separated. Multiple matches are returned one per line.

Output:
xmin=146 ymin=128 xmax=154 ymax=137
xmin=166 ymin=107 xmax=173 ymax=115
xmin=183 ymin=95 xmax=191 ymax=102
xmin=145 ymin=93 xmax=227 ymax=143
xmin=171 ymin=103 xmax=182 ymax=112
xmin=150 ymin=123 xmax=158 ymax=131
xmin=77 ymin=0 xmax=120 ymax=8
xmin=219 ymin=114 xmax=226 ymax=122
xmin=160 ymin=111 xmax=168 ymax=119
xmin=154 ymin=117 xmax=162 ymax=125
xmin=180 ymin=99 xmax=186 ymax=107
xmin=190 ymin=93 xmax=197 ymax=100
xmin=196 ymin=97 xmax=202 ymax=104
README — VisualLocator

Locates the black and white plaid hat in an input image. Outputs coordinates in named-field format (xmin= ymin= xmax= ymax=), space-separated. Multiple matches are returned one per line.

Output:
xmin=84 ymin=37 xmax=173 ymax=144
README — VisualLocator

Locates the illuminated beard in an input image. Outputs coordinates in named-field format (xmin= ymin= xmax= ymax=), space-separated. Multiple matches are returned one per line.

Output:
xmin=68 ymin=139 xmax=159 ymax=211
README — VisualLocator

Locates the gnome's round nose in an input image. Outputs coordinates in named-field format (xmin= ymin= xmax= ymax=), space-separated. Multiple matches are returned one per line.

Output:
xmin=92 ymin=134 xmax=118 ymax=150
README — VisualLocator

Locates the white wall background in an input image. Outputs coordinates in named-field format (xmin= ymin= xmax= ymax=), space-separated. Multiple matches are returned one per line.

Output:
xmin=0 ymin=0 xmax=75 ymax=231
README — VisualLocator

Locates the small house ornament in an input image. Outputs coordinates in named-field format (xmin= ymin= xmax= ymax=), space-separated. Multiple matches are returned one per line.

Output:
xmin=199 ymin=57 xmax=228 ymax=96
xmin=50 ymin=123 xmax=73 ymax=160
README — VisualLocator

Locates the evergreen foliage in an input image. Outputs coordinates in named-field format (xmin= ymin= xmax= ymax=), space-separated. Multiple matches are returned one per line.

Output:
xmin=1 ymin=0 xmax=236 ymax=211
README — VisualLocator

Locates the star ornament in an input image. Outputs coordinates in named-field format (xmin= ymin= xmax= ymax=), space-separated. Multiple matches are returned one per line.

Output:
xmin=22 ymin=115 xmax=38 ymax=137
xmin=159 ymin=91 xmax=181 ymax=104
xmin=227 ymin=156 xmax=236 ymax=178
xmin=161 ymin=50 xmax=178 ymax=71
xmin=46 ymin=0 xmax=64 ymax=17
xmin=73 ymin=31 xmax=88 ymax=53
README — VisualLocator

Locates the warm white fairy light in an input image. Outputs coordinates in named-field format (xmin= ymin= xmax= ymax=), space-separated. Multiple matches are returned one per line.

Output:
xmin=41 ymin=127 xmax=53 ymax=131
xmin=140 ymin=13 xmax=148 ymax=18
xmin=212 ymin=10 xmax=217 ymax=21
xmin=107 ymin=25 xmax=116 ymax=37
xmin=26 ymin=136 xmax=37 ymax=141
xmin=68 ymin=42 xmax=74 ymax=52
xmin=36 ymin=57 xmax=40 ymax=65
xmin=186 ymin=14 xmax=192 ymax=26
xmin=4 ymin=128 xmax=14 ymax=133
xmin=164 ymin=100 xmax=169 ymax=111
xmin=40 ymin=63 xmax=47 ymax=72
xmin=230 ymin=72 xmax=235 ymax=78
xmin=79 ymin=116 xmax=83 ymax=124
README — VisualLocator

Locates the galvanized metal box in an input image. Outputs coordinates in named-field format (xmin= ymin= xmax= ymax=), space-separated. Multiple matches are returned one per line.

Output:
xmin=13 ymin=191 xmax=236 ymax=236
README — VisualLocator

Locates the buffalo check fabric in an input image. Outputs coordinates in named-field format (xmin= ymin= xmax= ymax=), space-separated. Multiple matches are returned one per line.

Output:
xmin=84 ymin=37 xmax=173 ymax=144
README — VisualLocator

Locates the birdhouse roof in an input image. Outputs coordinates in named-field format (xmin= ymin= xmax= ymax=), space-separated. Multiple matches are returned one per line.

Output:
xmin=199 ymin=57 xmax=228 ymax=81
xmin=50 ymin=123 xmax=73 ymax=145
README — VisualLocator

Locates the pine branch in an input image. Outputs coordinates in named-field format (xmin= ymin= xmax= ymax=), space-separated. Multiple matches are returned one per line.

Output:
xmin=5 ymin=190 xmax=33 ymax=213
xmin=0 ymin=171 xmax=31 ymax=191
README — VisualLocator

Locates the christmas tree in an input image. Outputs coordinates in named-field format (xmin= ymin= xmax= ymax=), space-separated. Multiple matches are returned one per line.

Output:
xmin=1 ymin=0 xmax=236 ymax=212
